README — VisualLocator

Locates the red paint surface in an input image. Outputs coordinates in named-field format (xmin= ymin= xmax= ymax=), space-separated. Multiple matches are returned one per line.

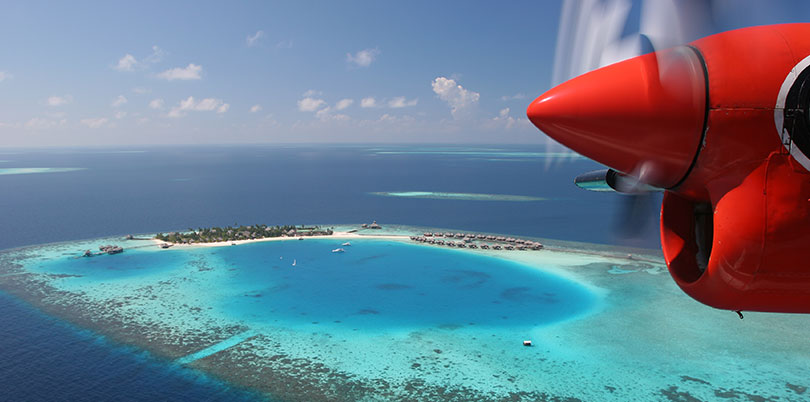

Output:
xmin=530 ymin=24 xmax=810 ymax=313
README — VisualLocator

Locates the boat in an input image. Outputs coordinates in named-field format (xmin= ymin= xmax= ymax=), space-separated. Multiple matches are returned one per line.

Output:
xmin=292 ymin=259 xmax=296 ymax=266
xmin=341 ymin=242 xmax=351 ymax=246
xmin=332 ymin=248 xmax=345 ymax=253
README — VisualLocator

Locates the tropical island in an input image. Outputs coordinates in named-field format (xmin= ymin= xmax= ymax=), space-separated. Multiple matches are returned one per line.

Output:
xmin=154 ymin=224 xmax=334 ymax=245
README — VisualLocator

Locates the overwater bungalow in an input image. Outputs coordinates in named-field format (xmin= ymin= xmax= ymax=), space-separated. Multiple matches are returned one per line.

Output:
xmin=504 ymin=245 xmax=515 ymax=250
xmin=493 ymin=245 xmax=502 ymax=250
xmin=424 ymin=232 xmax=433 ymax=237
xmin=369 ymin=221 xmax=382 ymax=229
xmin=469 ymin=244 xmax=478 ymax=249
xmin=480 ymin=244 xmax=490 ymax=250
xmin=457 ymin=243 xmax=466 ymax=248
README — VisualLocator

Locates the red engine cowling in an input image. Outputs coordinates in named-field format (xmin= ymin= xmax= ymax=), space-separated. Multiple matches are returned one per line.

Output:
xmin=662 ymin=24 xmax=810 ymax=313
xmin=528 ymin=24 xmax=810 ymax=313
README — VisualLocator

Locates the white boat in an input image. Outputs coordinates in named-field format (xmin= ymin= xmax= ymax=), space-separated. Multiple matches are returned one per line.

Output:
xmin=342 ymin=242 xmax=351 ymax=246
xmin=332 ymin=248 xmax=345 ymax=253
xmin=292 ymin=259 xmax=296 ymax=266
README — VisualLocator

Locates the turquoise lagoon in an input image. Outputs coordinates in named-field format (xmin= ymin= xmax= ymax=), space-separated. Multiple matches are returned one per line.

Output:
xmin=3 ymin=234 xmax=810 ymax=401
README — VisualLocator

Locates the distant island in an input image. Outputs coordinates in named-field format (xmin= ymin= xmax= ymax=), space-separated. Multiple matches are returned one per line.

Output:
xmin=155 ymin=224 xmax=334 ymax=245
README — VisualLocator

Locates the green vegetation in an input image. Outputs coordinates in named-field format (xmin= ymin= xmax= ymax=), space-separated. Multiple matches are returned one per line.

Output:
xmin=154 ymin=224 xmax=334 ymax=244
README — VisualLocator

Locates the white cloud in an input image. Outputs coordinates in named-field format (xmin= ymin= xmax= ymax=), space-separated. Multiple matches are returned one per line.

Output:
xmin=493 ymin=107 xmax=515 ymax=129
xmin=132 ymin=87 xmax=151 ymax=94
xmin=388 ymin=96 xmax=418 ymax=108
xmin=111 ymin=95 xmax=128 ymax=108
xmin=157 ymin=63 xmax=202 ymax=81
xmin=114 ymin=46 xmax=165 ymax=72
xmin=114 ymin=111 xmax=127 ymax=119
xmin=25 ymin=117 xmax=66 ymax=130
xmin=47 ymin=95 xmax=73 ymax=106
xmin=298 ymin=97 xmax=326 ymax=112
xmin=360 ymin=97 xmax=377 ymax=108
xmin=431 ymin=77 xmax=480 ymax=119
xmin=500 ymin=93 xmax=527 ymax=101
xmin=276 ymin=40 xmax=293 ymax=49
xmin=246 ymin=30 xmax=264 ymax=47
xmin=315 ymin=107 xmax=350 ymax=121
xmin=80 ymin=117 xmax=109 ymax=128
xmin=250 ymin=104 xmax=262 ymax=113
xmin=302 ymin=89 xmax=322 ymax=97
xmin=168 ymin=96 xmax=228 ymax=118
xmin=144 ymin=46 xmax=165 ymax=64
xmin=115 ymin=54 xmax=138 ymax=71
xmin=149 ymin=98 xmax=164 ymax=109
xmin=335 ymin=98 xmax=354 ymax=110
xmin=0 ymin=71 xmax=10 ymax=82
xmin=346 ymin=48 xmax=380 ymax=67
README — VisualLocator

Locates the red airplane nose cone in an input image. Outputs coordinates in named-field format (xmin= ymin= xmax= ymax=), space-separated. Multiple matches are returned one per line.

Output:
xmin=528 ymin=47 xmax=707 ymax=188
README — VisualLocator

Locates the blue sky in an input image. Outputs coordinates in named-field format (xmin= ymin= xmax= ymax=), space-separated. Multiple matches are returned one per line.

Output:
xmin=0 ymin=1 xmax=808 ymax=147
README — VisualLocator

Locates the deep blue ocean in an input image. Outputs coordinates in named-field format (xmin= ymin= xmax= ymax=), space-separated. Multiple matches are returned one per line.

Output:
xmin=0 ymin=145 xmax=660 ymax=401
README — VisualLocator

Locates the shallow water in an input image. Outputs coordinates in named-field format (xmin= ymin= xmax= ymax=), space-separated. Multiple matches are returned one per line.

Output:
xmin=31 ymin=239 xmax=597 ymax=332
xmin=6 ymin=235 xmax=810 ymax=401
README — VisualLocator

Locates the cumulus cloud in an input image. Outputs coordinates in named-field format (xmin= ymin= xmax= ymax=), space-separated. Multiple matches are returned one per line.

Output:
xmin=298 ymin=97 xmax=326 ymax=112
xmin=315 ymin=107 xmax=350 ymax=121
xmin=114 ymin=111 xmax=127 ymax=119
xmin=346 ymin=48 xmax=380 ymax=67
xmin=157 ymin=63 xmax=202 ymax=81
xmin=114 ymin=46 xmax=165 ymax=71
xmin=144 ymin=46 xmax=166 ymax=64
xmin=500 ymin=93 xmax=527 ymax=101
xmin=276 ymin=40 xmax=293 ymax=49
xmin=111 ymin=95 xmax=127 ymax=108
xmin=388 ymin=96 xmax=418 ymax=108
xmin=360 ymin=97 xmax=377 ymax=108
xmin=47 ymin=95 xmax=73 ymax=106
xmin=115 ymin=54 xmax=138 ymax=72
xmin=246 ymin=30 xmax=264 ymax=47
xmin=431 ymin=77 xmax=480 ymax=119
xmin=168 ymin=96 xmax=229 ymax=118
xmin=80 ymin=117 xmax=109 ymax=128
xmin=149 ymin=98 xmax=164 ymax=109
xmin=335 ymin=99 xmax=354 ymax=111
xmin=493 ymin=107 xmax=515 ymax=129
xmin=250 ymin=104 xmax=262 ymax=113
xmin=25 ymin=117 xmax=66 ymax=130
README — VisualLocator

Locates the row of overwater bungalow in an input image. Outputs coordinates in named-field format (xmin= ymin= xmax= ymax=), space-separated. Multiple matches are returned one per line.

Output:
xmin=410 ymin=232 xmax=543 ymax=251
